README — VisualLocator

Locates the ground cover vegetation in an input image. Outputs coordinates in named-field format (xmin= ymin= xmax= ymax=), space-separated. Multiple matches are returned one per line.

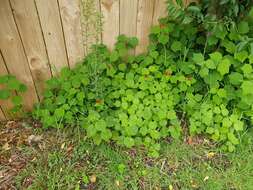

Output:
xmin=32 ymin=0 xmax=253 ymax=156
xmin=0 ymin=75 xmax=27 ymax=114
xmin=29 ymin=2 xmax=253 ymax=157
xmin=1 ymin=0 xmax=253 ymax=189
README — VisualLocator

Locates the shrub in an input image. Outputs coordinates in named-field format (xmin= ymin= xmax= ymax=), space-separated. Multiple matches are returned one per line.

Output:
xmin=34 ymin=3 xmax=253 ymax=156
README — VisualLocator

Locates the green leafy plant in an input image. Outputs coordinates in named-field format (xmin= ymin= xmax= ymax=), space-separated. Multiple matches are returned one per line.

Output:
xmin=0 ymin=75 xmax=27 ymax=114
xmin=35 ymin=3 xmax=253 ymax=156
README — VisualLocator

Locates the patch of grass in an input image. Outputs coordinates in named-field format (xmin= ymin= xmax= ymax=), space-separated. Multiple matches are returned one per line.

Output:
xmin=12 ymin=127 xmax=253 ymax=190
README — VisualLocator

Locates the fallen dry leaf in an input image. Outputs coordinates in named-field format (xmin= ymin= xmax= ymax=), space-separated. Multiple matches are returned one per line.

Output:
xmin=90 ymin=174 xmax=96 ymax=183
xmin=2 ymin=143 xmax=11 ymax=151
xmin=27 ymin=135 xmax=43 ymax=144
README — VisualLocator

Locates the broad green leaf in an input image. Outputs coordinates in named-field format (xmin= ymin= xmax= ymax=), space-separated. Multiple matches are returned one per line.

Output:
xmin=204 ymin=59 xmax=216 ymax=69
xmin=150 ymin=26 xmax=161 ymax=34
xmin=238 ymin=21 xmax=249 ymax=34
xmin=228 ymin=132 xmax=239 ymax=145
xmin=229 ymin=72 xmax=243 ymax=85
xmin=110 ymin=50 xmax=119 ymax=62
xmin=209 ymin=52 xmax=222 ymax=63
xmin=0 ymin=75 xmax=9 ymax=84
xmin=7 ymin=78 xmax=20 ymax=90
xmin=234 ymin=120 xmax=243 ymax=131
xmin=118 ymin=63 xmax=127 ymax=71
xmin=217 ymin=59 xmax=231 ymax=75
xmin=0 ymin=89 xmax=10 ymax=100
xmin=11 ymin=95 xmax=22 ymax=106
xmin=123 ymin=137 xmax=135 ymax=148
xmin=128 ymin=37 xmax=138 ymax=47
xmin=234 ymin=51 xmax=248 ymax=62
xmin=192 ymin=53 xmax=204 ymax=65
xmin=241 ymin=64 xmax=252 ymax=75
xmin=241 ymin=81 xmax=253 ymax=95
xmin=249 ymin=55 xmax=253 ymax=64
xmin=101 ymin=129 xmax=112 ymax=141
xmin=199 ymin=67 xmax=209 ymax=78
xmin=158 ymin=34 xmax=169 ymax=45
xmin=171 ymin=41 xmax=182 ymax=52
xmin=54 ymin=108 xmax=65 ymax=119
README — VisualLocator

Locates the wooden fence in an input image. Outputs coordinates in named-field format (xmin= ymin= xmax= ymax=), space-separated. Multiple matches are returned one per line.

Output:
xmin=0 ymin=0 xmax=168 ymax=120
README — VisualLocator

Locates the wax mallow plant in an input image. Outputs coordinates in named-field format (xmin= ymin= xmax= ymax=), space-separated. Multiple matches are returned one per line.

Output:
xmin=34 ymin=4 xmax=253 ymax=156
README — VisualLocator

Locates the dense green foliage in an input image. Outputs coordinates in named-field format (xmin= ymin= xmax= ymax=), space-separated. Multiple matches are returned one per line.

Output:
xmin=34 ymin=2 xmax=253 ymax=156
xmin=0 ymin=75 xmax=27 ymax=113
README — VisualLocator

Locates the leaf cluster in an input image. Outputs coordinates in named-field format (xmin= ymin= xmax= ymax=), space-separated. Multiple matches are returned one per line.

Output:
xmin=0 ymin=75 xmax=27 ymax=113
xmin=34 ymin=6 xmax=253 ymax=156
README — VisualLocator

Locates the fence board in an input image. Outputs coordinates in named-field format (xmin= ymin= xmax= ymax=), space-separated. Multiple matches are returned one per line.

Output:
xmin=0 ymin=52 xmax=11 ymax=119
xmin=0 ymin=0 xmax=38 ymax=110
xmin=10 ymin=0 xmax=52 ymax=99
xmin=59 ymin=0 xmax=85 ymax=68
xmin=35 ymin=0 xmax=69 ymax=74
xmin=101 ymin=0 xmax=120 ymax=50
xmin=153 ymin=0 xmax=167 ymax=25
xmin=120 ymin=0 xmax=138 ymax=37
xmin=135 ymin=0 xmax=155 ymax=54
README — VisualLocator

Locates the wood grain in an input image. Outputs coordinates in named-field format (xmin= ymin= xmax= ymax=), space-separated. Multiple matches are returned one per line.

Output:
xmin=0 ymin=51 xmax=11 ymax=119
xmin=10 ymin=0 xmax=52 ymax=99
xmin=35 ymin=0 xmax=69 ymax=75
xmin=59 ymin=0 xmax=85 ymax=68
xmin=135 ymin=0 xmax=155 ymax=54
xmin=153 ymin=0 xmax=167 ymax=25
xmin=101 ymin=0 xmax=120 ymax=50
xmin=0 ymin=0 xmax=38 ymax=110
xmin=120 ymin=0 xmax=138 ymax=37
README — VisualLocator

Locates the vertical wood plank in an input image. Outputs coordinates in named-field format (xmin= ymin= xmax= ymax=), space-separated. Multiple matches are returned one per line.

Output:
xmin=153 ymin=0 xmax=167 ymax=25
xmin=58 ymin=0 xmax=85 ymax=68
xmin=0 ymin=0 xmax=38 ymax=110
xmin=135 ymin=0 xmax=155 ymax=54
xmin=10 ymin=0 xmax=52 ymax=99
xmin=101 ymin=0 xmax=120 ymax=50
xmin=35 ymin=0 xmax=69 ymax=75
xmin=120 ymin=0 xmax=138 ymax=37
xmin=0 ymin=52 xmax=12 ymax=119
